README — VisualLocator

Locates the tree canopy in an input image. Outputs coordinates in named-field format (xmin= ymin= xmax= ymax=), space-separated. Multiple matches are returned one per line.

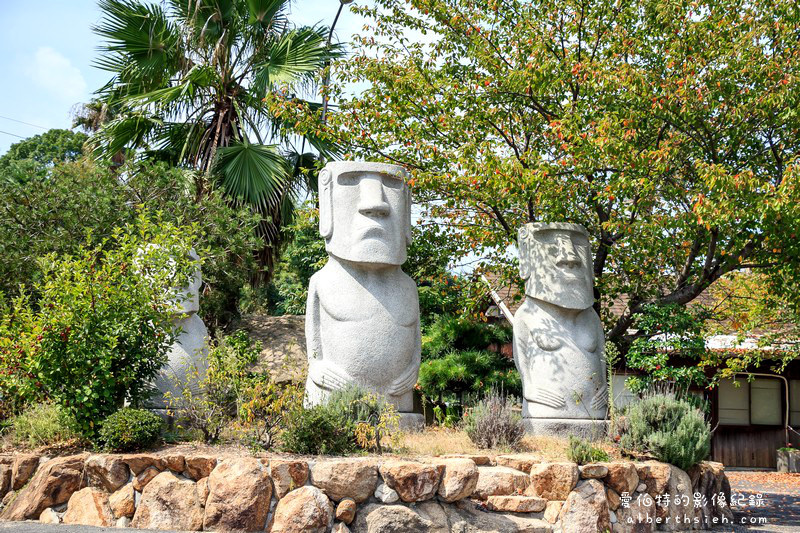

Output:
xmin=0 ymin=129 xmax=88 ymax=180
xmin=276 ymin=0 xmax=800 ymax=347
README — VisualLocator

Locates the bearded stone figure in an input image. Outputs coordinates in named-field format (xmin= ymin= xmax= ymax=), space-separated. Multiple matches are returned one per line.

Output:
xmin=304 ymin=161 xmax=423 ymax=427
xmin=513 ymin=223 xmax=607 ymax=434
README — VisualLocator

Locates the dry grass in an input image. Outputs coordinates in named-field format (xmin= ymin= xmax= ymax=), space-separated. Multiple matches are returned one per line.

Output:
xmin=397 ymin=428 xmax=622 ymax=462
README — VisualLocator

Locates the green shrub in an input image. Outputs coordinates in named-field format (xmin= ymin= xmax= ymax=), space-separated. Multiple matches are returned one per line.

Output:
xmin=619 ymin=393 xmax=711 ymax=471
xmin=463 ymin=391 xmax=524 ymax=450
xmin=280 ymin=403 xmax=358 ymax=455
xmin=97 ymin=408 xmax=163 ymax=451
xmin=419 ymin=349 xmax=521 ymax=402
xmin=566 ymin=436 xmax=610 ymax=465
xmin=1 ymin=215 xmax=196 ymax=435
xmin=166 ymin=331 xmax=260 ymax=444
xmin=327 ymin=385 xmax=400 ymax=454
xmin=10 ymin=402 xmax=80 ymax=448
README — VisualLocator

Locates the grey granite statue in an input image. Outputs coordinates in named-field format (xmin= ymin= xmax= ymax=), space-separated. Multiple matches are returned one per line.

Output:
xmin=304 ymin=161 xmax=422 ymax=427
xmin=151 ymin=248 xmax=209 ymax=409
xmin=513 ymin=223 xmax=607 ymax=436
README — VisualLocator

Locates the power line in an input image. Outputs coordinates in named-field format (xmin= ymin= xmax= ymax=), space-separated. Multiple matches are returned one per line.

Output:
xmin=0 ymin=115 xmax=49 ymax=131
xmin=0 ymin=129 xmax=25 ymax=139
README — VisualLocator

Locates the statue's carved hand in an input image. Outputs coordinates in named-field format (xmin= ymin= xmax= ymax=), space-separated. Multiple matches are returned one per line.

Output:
xmin=529 ymin=387 xmax=566 ymax=409
xmin=308 ymin=360 xmax=352 ymax=391
xmin=590 ymin=387 xmax=608 ymax=410
xmin=388 ymin=365 xmax=418 ymax=396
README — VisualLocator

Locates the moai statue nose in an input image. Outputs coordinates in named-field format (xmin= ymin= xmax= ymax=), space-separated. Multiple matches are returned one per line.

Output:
xmin=357 ymin=176 xmax=391 ymax=217
xmin=555 ymin=234 xmax=581 ymax=268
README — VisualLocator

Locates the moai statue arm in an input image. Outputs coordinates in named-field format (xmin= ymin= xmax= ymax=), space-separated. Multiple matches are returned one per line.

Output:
xmin=589 ymin=311 xmax=608 ymax=411
xmin=388 ymin=312 xmax=421 ymax=396
xmin=306 ymin=274 xmax=352 ymax=391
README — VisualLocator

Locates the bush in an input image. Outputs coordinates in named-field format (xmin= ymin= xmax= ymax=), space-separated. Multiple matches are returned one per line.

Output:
xmin=566 ymin=436 xmax=610 ymax=465
xmin=419 ymin=349 xmax=521 ymax=403
xmin=10 ymin=402 xmax=80 ymax=448
xmin=619 ymin=393 xmax=711 ymax=471
xmin=166 ymin=331 xmax=259 ymax=444
xmin=280 ymin=404 xmax=358 ymax=455
xmin=327 ymin=386 xmax=401 ymax=454
xmin=0 ymin=215 xmax=195 ymax=435
xmin=96 ymin=408 xmax=163 ymax=451
xmin=462 ymin=391 xmax=524 ymax=450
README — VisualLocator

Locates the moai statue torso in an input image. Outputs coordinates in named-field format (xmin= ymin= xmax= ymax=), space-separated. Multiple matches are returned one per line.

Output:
xmin=513 ymin=223 xmax=607 ymax=422
xmin=151 ymin=248 xmax=209 ymax=409
xmin=305 ymin=162 xmax=421 ymax=419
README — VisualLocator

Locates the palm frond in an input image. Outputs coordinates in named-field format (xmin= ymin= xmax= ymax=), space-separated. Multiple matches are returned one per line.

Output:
xmin=252 ymin=25 xmax=344 ymax=97
xmin=215 ymin=141 xmax=290 ymax=207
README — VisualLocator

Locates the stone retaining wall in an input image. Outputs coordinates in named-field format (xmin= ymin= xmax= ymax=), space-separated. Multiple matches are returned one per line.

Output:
xmin=0 ymin=451 xmax=733 ymax=532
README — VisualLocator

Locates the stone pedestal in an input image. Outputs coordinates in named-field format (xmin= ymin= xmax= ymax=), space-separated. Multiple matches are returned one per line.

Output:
xmin=522 ymin=418 xmax=609 ymax=440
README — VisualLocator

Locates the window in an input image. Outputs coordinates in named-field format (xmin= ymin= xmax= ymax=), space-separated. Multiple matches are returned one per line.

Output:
xmin=718 ymin=377 xmax=785 ymax=426
xmin=791 ymin=380 xmax=800 ymax=427
xmin=718 ymin=379 xmax=749 ymax=425
xmin=750 ymin=378 xmax=782 ymax=425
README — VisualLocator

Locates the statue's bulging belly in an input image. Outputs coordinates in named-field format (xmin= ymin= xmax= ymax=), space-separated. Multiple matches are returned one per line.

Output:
xmin=320 ymin=313 xmax=416 ymax=387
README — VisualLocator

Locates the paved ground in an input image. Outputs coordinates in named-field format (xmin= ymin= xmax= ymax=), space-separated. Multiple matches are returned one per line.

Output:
xmin=725 ymin=471 xmax=800 ymax=532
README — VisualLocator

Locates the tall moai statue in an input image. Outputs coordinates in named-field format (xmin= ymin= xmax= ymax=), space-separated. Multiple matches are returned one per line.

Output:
xmin=151 ymin=248 xmax=209 ymax=410
xmin=305 ymin=161 xmax=423 ymax=428
xmin=513 ymin=223 xmax=607 ymax=436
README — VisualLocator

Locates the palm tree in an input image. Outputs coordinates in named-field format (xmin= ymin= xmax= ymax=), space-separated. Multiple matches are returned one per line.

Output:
xmin=91 ymin=0 xmax=342 ymax=280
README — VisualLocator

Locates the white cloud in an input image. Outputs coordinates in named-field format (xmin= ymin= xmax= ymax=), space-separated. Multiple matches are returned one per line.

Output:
xmin=26 ymin=46 xmax=87 ymax=103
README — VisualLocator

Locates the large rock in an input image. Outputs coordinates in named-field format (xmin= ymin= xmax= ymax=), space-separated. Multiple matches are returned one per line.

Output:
xmin=579 ymin=464 xmax=608 ymax=479
xmin=162 ymin=454 xmax=185 ymax=473
xmin=473 ymin=466 xmax=530 ymax=499
xmin=0 ymin=465 xmax=10 ymax=498
xmin=495 ymin=454 xmax=539 ymax=473
xmin=379 ymin=460 xmax=441 ymax=502
xmin=39 ymin=507 xmax=60 ymax=524
xmin=11 ymin=454 xmax=40 ymax=490
xmin=615 ymin=492 xmax=655 ymax=532
xmin=131 ymin=471 xmax=203 ymax=531
xmin=560 ymin=479 xmax=610 ymax=533
xmin=270 ymin=458 xmax=310 ymax=499
xmin=487 ymin=495 xmax=547 ymax=513
xmin=543 ymin=501 xmax=563 ymax=524
xmin=62 ymin=487 xmax=113 ymax=527
xmin=336 ymin=498 xmax=357 ymax=524
xmin=85 ymin=454 xmax=129 ymax=492
xmin=527 ymin=462 xmax=579 ymax=500
xmin=414 ymin=499 xmax=553 ymax=533
xmin=436 ymin=458 xmax=478 ymax=502
xmin=603 ymin=462 xmax=639 ymax=495
xmin=635 ymin=462 xmax=672 ymax=497
xmin=203 ymin=457 xmax=272 ymax=532
xmin=123 ymin=454 xmax=164 ymax=475
xmin=688 ymin=461 xmax=734 ymax=527
xmin=185 ymin=455 xmax=217 ymax=480
xmin=440 ymin=454 xmax=491 ymax=466
xmin=0 ymin=454 xmax=87 ymax=521
xmin=109 ymin=483 xmax=135 ymax=519
xmin=311 ymin=459 xmax=378 ymax=503
xmin=654 ymin=465 xmax=696 ymax=531
xmin=132 ymin=465 xmax=160 ymax=491
xmin=270 ymin=486 xmax=333 ymax=533
xmin=351 ymin=503 xmax=432 ymax=533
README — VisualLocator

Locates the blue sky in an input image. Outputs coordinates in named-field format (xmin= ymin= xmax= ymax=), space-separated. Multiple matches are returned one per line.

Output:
xmin=0 ymin=1 xmax=369 ymax=155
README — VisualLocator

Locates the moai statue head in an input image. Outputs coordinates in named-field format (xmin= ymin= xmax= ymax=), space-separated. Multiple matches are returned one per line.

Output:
xmin=318 ymin=161 xmax=412 ymax=266
xmin=518 ymin=222 xmax=594 ymax=310
xmin=137 ymin=245 xmax=202 ymax=315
